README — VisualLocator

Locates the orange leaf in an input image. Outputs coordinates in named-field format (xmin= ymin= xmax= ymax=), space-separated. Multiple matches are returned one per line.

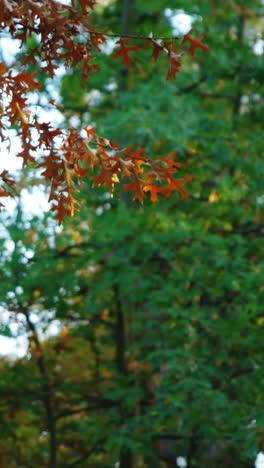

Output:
xmin=49 ymin=100 xmax=63 ymax=110
xmin=123 ymin=179 xmax=146 ymax=203
xmin=143 ymin=184 xmax=161 ymax=203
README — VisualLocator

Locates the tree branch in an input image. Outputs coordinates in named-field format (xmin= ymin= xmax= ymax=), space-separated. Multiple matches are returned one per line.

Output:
xmin=66 ymin=439 xmax=105 ymax=467
xmin=56 ymin=398 xmax=119 ymax=421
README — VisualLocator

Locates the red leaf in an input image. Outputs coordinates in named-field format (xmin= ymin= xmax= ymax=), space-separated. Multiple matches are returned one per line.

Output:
xmin=49 ymin=100 xmax=63 ymax=110
xmin=166 ymin=56 xmax=182 ymax=81
xmin=92 ymin=163 xmax=116 ymax=189
xmin=144 ymin=38 xmax=164 ymax=61
xmin=181 ymin=29 xmax=209 ymax=56
xmin=113 ymin=38 xmax=141 ymax=67
xmin=15 ymin=70 xmax=43 ymax=91
xmin=78 ymin=0 xmax=96 ymax=13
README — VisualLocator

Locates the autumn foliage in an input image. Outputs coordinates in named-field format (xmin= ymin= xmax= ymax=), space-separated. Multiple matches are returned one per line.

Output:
xmin=0 ymin=0 xmax=209 ymax=222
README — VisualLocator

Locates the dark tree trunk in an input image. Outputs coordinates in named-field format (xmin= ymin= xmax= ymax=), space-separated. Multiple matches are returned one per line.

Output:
xmin=24 ymin=310 xmax=57 ymax=468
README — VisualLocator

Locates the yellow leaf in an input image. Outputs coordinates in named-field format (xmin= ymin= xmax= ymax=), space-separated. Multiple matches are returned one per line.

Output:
xmin=112 ymin=173 xmax=119 ymax=184
xmin=209 ymin=190 xmax=219 ymax=203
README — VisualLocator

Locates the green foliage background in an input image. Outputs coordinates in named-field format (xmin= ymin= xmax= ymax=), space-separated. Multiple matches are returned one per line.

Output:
xmin=0 ymin=0 xmax=263 ymax=467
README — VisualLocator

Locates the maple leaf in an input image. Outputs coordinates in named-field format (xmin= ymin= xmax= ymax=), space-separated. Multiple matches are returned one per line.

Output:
xmin=181 ymin=29 xmax=209 ymax=56
xmin=113 ymin=38 xmax=140 ymax=67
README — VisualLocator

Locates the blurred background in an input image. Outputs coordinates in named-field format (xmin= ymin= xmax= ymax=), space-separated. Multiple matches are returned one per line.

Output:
xmin=0 ymin=0 xmax=264 ymax=466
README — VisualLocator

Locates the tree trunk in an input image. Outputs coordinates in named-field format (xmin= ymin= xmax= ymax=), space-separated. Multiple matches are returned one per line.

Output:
xmin=24 ymin=310 xmax=57 ymax=468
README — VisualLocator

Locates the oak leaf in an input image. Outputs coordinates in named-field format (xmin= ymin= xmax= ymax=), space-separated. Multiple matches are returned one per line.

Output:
xmin=113 ymin=38 xmax=141 ymax=67
xmin=181 ymin=29 xmax=209 ymax=56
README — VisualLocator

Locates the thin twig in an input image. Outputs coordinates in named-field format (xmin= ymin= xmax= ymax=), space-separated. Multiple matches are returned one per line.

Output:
xmin=14 ymin=21 xmax=180 ymax=41
xmin=85 ymin=29 xmax=179 ymax=40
